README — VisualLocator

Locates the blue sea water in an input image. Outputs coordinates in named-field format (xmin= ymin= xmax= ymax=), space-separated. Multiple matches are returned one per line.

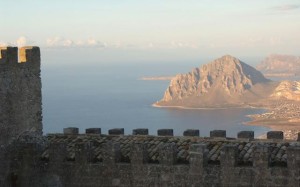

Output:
xmin=41 ymin=58 xmax=269 ymax=137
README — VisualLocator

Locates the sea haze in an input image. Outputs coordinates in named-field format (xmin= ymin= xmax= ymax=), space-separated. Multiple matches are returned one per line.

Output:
xmin=42 ymin=56 xmax=269 ymax=137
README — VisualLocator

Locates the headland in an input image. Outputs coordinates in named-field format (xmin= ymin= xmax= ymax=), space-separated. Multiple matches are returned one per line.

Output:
xmin=155 ymin=55 xmax=300 ymax=138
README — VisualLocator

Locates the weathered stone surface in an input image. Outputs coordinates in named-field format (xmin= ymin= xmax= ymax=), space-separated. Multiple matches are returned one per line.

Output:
xmin=183 ymin=129 xmax=199 ymax=136
xmin=210 ymin=130 xmax=226 ymax=138
xmin=6 ymin=133 xmax=299 ymax=187
xmin=132 ymin=128 xmax=148 ymax=135
xmin=108 ymin=128 xmax=124 ymax=135
xmin=63 ymin=127 xmax=79 ymax=135
xmin=238 ymin=131 xmax=254 ymax=139
xmin=85 ymin=128 xmax=101 ymax=134
xmin=0 ymin=46 xmax=42 ymax=144
xmin=157 ymin=129 xmax=173 ymax=136
xmin=267 ymin=131 xmax=284 ymax=139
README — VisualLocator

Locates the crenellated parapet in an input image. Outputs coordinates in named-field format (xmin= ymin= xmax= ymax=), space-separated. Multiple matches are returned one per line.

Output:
xmin=25 ymin=128 xmax=298 ymax=187
xmin=2 ymin=127 xmax=300 ymax=186
xmin=0 ymin=46 xmax=40 ymax=66
xmin=0 ymin=47 xmax=18 ymax=64
xmin=18 ymin=46 xmax=40 ymax=63
xmin=60 ymin=127 xmax=299 ymax=140
xmin=0 ymin=46 xmax=42 ymax=145
xmin=44 ymin=128 xmax=300 ymax=165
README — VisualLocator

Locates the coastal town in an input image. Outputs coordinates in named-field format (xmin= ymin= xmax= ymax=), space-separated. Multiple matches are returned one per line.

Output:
xmin=248 ymin=100 xmax=300 ymax=140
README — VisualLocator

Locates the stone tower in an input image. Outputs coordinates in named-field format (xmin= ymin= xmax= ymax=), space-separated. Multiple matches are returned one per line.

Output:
xmin=0 ymin=46 xmax=42 ymax=144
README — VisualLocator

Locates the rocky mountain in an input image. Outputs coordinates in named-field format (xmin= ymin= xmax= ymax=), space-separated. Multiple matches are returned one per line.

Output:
xmin=155 ymin=55 xmax=280 ymax=108
xmin=270 ymin=81 xmax=300 ymax=101
xmin=257 ymin=54 xmax=300 ymax=76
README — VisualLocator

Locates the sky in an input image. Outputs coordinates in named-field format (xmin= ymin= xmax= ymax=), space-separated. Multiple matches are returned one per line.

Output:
xmin=1 ymin=0 xmax=300 ymax=63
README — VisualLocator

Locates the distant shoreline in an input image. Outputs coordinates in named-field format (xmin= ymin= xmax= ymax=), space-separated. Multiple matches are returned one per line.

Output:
xmin=153 ymin=102 xmax=300 ymax=140
xmin=152 ymin=102 xmax=259 ymax=110
xmin=245 ymin=119 xmax=300 ymax=140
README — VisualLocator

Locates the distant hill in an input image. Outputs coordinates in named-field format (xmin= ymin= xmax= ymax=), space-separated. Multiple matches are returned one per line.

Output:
xmin=270 ymin=81 xmax=300 ymax=101
xmin=257 ymin=54 xmax=300 ymax=76
xmin=154 ymin=55 xmax=291 ymax=108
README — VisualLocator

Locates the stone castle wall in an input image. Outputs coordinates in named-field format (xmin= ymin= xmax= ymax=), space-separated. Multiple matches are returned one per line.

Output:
xmin=0 ymin=48 xmax=300 ymax=187
xmin=2 ymin=128 xmax=300 ymax=187
xmin=0 ymin=46 xmax=42 ymax=144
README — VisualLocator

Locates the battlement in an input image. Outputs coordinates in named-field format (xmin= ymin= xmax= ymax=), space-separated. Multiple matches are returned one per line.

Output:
xmin=0 ymin=46 xmax=18 ymax=64
xmin=59 ymin=127 xmax=299 ymax=141
xmin=42 ymin=128 xmax=299 ymax=167
xmin=3 ymin=129 xmax=298 ymax=186
xmin=0 ymin=46 xmax=40 ymax=65
xmin=0 ymin=46 xmax=42 ymax=145
xmin=19 ymin=46 xmax=40 ymax=64
xmin=43 ymin=128 xmax=299 ymax=165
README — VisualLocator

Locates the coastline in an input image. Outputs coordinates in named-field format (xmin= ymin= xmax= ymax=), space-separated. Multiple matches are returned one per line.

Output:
xmin=153 ymin=102 xmax=300 ymax=140
xmin=245 ymin=118 xmax=300 ymax=140
xmin=152 ymin=102 xmax=260 ymax=110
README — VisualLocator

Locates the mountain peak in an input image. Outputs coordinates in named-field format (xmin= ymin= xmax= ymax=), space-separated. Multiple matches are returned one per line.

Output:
xmin=220 ymin=54 xmax=239 ymax=61
xmin=202 ymin=55 xmax=244 ymax=71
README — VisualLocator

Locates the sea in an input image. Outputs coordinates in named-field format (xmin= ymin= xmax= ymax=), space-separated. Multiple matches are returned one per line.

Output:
xmin=41 ymin=51 xmax=269 ymax=137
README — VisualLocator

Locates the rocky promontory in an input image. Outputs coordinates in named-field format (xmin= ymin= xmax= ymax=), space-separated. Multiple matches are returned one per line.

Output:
xmin=154 ymin=55 xmax=300 ymax=138
xmin=155 ymin=55 xmax=278 ymax=108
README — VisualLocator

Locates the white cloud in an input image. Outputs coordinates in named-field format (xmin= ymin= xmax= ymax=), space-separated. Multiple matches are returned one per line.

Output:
xmin=87 ymin=38 xmax=107 ymax=48
xmin=46 ymin=37 xmax=62 ymax=46
xmin=45 ymin=37 xmax=201 ymax=50
xmin=269 ymin=37 xmax=282 ymax=46
xmin=170 ymin=41 xmax=198 ymax=49
xmin=63 ymin=39 xmax=74 ymax=47
xmin=46 ymin=37 xmax=106 ymax=49
xmin=0 ymin=41 xmax=7 ymax=47
xmin=87 ymin=38 xmax=98 ymax=46
xmin=272 ymin=4 xmax=300 ymax=11
xmin=0 ymin=36 xmax=34 ymax=47
xmin=46 ymin=37 xmax=74 ymax=47
xmin=16 ymin=36 xmax=27 ymax=47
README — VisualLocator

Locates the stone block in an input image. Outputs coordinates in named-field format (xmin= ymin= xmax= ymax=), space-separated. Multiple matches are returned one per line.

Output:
xmin=131 ymin=143 xmax=148 ymax=165
xmin=49 ymin=143 xmax=67 ymax=162
xmin=267 ymin=131 xmax=283 ymax=140
xmin=210 ymin=130 xmax=226 ymax=138
xmin=158 ymin=129 xmax=173 ymax=136
xmin=159 ymin=143 xmax=177 ymax=165
xmin=220 ymin=145 xmax=238 ymax=167
xmin=112 ymin=179 xmax=120 ymax=186
xmin=109 ymin=128 xmax=124 ymax=135
xmin=253 ymin=145 xmax=270 ymax=168
xmin=19 ymin=46 xmax=40 ymax=63
xmin=63 ymin=127 xmax=79 ymax=135
xmin=103 ymin=142 xmax=121 ymax=164
xmin=0 ymin=47 xmax=18 ymax=64
xmin=237 ymin=131 xmax=254 ymax=139
xmin=132 ymin=128 xmax=148 ymax=135
xmin=183 ymin=129 xmax=199 ymax=137
xmin=86 ymin=128 xmax=101 ymax=134
xmin=189 ymin=144 xmax=208 ymax=174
